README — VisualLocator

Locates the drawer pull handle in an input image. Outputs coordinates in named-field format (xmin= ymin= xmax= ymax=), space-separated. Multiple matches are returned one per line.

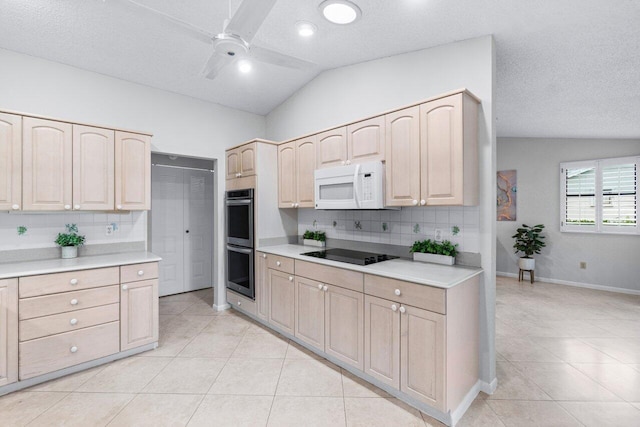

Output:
xmin=70 ymin=278 xmax=78 ymax=285
xmin=394 ymin=289 xmax=401 ymax=296
xmin=70 ymin=318 xmax=78 ymax=326
xmin=288 ymin=276 xmax=293 ymax=281
xmin=122 ymin=285 xmax=128 ymax=290
xmin=391 ymin=304 xmax=398 ymax=312
xmin=276 ymin=261 xmax=281 ymax=267
xmin=70 ymin=299 xmax=78 ymax=305
xmin=138 ymin=270 xmax=144 ymax=276
xmin=399 ymin=306 xmax=406 ymax=314
xmin=318 ymin=284 xmax=323 ymax=290
xmin=70 ymin=346 xmax=78 ymax=353
xmin=323 ymin=285 xmax=328 ymax=292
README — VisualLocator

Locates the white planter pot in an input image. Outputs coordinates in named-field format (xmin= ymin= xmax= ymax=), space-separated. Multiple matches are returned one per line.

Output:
xmin=518 ymin=257 xmax=535 ymax=270
xmin=413 ymin=252 xmax=455 ymax=266
xmin=61 ymin=246 xmax=78 ymax=259
xmin=303 ymin=239 xmax=326 ymax=248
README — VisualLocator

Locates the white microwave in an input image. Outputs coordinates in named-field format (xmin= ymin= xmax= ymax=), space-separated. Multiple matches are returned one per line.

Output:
xmin=314 ymin=161 xmax=387 ymax=210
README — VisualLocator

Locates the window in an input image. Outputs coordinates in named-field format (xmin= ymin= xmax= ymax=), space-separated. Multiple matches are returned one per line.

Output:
xmin=561 ymin=156 xmax=638 ymax=234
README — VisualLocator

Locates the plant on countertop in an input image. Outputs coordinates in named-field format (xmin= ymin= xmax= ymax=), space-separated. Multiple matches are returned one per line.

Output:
xmin=303 ymin=230 xmax=326 ymax=242
xmin=410 ymin=239 xmax=458 ymax=257
xmin=55 ymin=224 xmax=86 ymax=247
xmin=512 ymin=224 xmax=545 ymax=258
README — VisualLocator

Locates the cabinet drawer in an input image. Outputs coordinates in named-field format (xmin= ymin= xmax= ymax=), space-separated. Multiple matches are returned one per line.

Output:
xmin=364 ymin=275 xmax=445 ymax=315
xmin=20 ymin=303 xmax=119 ymax=342
xmin=295 ymin=260 xmax=363 ymax=293
xmin=19 ymin=321 xmax=120 ymax=380
xmin=266 ymin=254 xmax=294 ymax=274
xmin=19 ymin=285 xmax=120 ymax=320
xmin=19 ymin=267 xmax=119 ymax=298
xmin=227 ymin=290 xmax=256 ymax=315
xmin=121 ymin=262 xmax=158 ymax=283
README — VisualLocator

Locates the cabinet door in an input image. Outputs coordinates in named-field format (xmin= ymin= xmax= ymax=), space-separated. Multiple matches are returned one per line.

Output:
xmin=296 ymin=136 xmax=316 ymax=208
xmin=420 ymin=94 xmax=463 ymax=206
xmin=0 ymin=113 xmax=21 ymax=211
xmin=324 ymin=284 xmax=364 ymax=370
xmin=121 ymin=278 xmax=159 ymax=351
xmin=22 ymin=117 xmax=72 ymax=211
xmin=347 ymin=116 xmax=385 ymax=164
xmin=255 ymin=252 xmax=269 ymax=321
xmin=115 ymin=131 xmax=151 ymax=210
xmin=316 ymin=127 xmax=347 ymax=169
xmin=278 ymin=142 xmax=296 ymax=208
xmin=400 ymin=304 xmax=445 ymax=411
xmin=226 ymin=148 xmax=239 ymax=180
xmin=268 ymin=269 xmax=295 ymax=335
xmin=239 ymin=143 xmax=256 ymax=177
xmin=385 ymin=106 xmax=421 ymax=207
xmin=72 ymin=125 xmax=115 ymax=211
xmin=364 ymin=295 xmax=400 ymax=389
xmin=0 ymin=279 xmax=18 ymax=387
xmin=294 ymin=276 xmax=325 ymax=350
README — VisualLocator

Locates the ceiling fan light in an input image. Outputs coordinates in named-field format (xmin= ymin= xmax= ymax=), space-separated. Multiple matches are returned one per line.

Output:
xmin=238 ymin=60 xmax=252 ymax=74
xmin=319 ymin=0 xmax=361 ymax=25
xmin=296 ymin=21 xmax=317 ymax=37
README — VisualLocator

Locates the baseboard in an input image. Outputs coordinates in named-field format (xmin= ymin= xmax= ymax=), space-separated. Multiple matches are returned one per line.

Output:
xmin=497 ymin=271 xmax=640 ymax=296
xmin=479 ymin=377 xmax=498 ymax=394
xmin=213 ymin=303 xmax=231 ymax=311
xmin=449 ymin=380 xmax=485 ymax=426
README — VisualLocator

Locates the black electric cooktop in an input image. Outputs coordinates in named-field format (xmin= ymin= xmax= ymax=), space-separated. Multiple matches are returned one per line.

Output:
xmin=301 ymin=248 xmax=398 ymax=266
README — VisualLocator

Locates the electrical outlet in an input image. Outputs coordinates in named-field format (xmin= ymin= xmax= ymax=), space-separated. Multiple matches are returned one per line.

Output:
xmin=106 ymin=225 xmax=114 ymax=236
xmin=580 ymin=261 xmax=587 ymax=269
xmin=434 ymin=228 xmax=443 ymax=242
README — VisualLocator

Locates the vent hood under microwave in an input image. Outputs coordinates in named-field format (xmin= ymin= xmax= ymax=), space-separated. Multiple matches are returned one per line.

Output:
xmin=314 ymin=161 xmax=393 ymax=210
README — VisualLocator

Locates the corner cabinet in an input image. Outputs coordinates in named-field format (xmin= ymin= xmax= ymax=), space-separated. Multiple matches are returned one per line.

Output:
xmin=115 ymin=131 xmax=151 ymax=211
xmin=0 ymin=279 xmax=18 ymax=387
xmin=0 ymin=113 xmax=22 ymax=211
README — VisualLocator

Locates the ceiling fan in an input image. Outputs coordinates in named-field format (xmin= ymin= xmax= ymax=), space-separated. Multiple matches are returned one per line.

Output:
xmin=111 ymin=0 xmax=317 ymax=79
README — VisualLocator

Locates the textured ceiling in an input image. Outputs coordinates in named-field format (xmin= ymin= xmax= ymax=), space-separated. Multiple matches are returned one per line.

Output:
xmin=1 ymin=0 xmax=639 ymax=138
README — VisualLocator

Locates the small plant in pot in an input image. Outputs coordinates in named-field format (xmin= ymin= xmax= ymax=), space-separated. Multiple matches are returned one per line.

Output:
xmin=55 ymin=224 xmax=85 ymax=259
xmin=303 ymin=230 xmax=326 ymax=248
xmin=410 ymin=239 xmax=458 ymax=265
xmin=512 ymin=224 xmax=545 ymax=271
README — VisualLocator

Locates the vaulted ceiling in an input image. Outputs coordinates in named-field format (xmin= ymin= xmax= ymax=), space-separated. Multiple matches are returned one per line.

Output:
xmin=1 ymin=0 xmax=639 ymax=138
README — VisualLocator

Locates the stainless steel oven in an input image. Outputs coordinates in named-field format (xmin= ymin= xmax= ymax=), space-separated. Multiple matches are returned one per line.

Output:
xmin=226 ymin=244 xmax=254 ymax=299
xmin=226 ymin=189 xmax=254 ymax=248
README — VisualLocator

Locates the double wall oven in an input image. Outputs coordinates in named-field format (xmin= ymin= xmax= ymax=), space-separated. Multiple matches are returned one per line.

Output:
xmin=226 ymin=189 xmax=255 ymax=299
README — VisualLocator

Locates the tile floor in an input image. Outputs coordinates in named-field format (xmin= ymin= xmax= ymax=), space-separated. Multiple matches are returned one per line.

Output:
xmin=2 ymin=276 xmax=639 ymax=426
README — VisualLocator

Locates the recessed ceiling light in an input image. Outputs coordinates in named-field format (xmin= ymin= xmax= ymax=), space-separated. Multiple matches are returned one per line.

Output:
xmin=296 ymin=21 xmax=317 ymax=37
xmin=238 ymin=59 xmax=252 ymax=74
xmin=319 ymin=0 xmax=361 ymax=25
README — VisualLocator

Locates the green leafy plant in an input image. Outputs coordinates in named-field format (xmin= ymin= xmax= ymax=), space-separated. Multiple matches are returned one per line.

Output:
xmin=303 ymin=230 xmax=326 ymax=242
xmin=452 ymin=225 xmax=460 ymax=236
xmin=512 ymin=224 xmax=545 ymax=258
xmin=410 ymin=239 xmax=458 ymax=257
xmin=54 ymin=224 xmax=86 ymax=247
xmin=17 ymin=226 xmax=27 ymax=236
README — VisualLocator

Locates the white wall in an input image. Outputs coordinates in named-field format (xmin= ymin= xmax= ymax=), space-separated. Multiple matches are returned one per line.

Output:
xmin=266 ymin=36 xmax=497 ymax=386
xmin=0 ymin=48 xmax=266 ymax=308
xmin=497 ymin=137 xmax=640 ymax=293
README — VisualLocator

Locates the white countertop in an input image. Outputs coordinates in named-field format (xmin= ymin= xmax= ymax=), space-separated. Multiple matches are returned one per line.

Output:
xmin=0 ymin=251 xmax=162 ymax=279
xmin=256 ymin=244 xmax=482 ymax=289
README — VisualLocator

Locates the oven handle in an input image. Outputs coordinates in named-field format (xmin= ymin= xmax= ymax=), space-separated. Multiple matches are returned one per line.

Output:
xmin=227 ymin=245 xmax=253 ymax=254
xmin=226 ymin=199 xmax=252 ymax=206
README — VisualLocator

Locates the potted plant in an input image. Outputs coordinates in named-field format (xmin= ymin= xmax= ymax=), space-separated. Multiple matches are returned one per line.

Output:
xmin=303 ymin=230 xmax=326 ymax=248
xmin=55 ymin=224 xmax=86 ymax=259
xmin=410 ymin=239 xmax=458 ymax=265
xmin=512 ymin=224 xmax=545 ymax=270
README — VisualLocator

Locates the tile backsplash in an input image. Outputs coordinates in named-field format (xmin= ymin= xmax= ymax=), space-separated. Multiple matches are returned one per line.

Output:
xmin=298 ymin=206 xmax=480 ymax=253
xmin=0 ymin=211 xmax=146 ymax=251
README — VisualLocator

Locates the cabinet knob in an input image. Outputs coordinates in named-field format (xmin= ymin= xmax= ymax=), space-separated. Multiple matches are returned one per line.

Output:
xmin=122 ymin=285 xmax=128 ymax=290
xmin=391 ymin=304 xmax=398 ymax=312
xmin=74 ymin=204 xmax=81 ymax=210
xmin=346 ymin=160 xmax=351 ymax=165
xmin=276 ymin=261 xmax=281 ymax=266
xmin=318 ymin=284 xmax=323 ymax=290
xmin=412 ymin=199 xmax=418 ymax=206
xmin=137 ymin=270 xmax=144 ymax=276
xmin=399 ymin=306 xmax=406 ymax=314
xmin=394 ymin=289 xmax=401 ymax=296
xmin=11 ymin=204 xmax=19 ymax=210
xmin=288 ymin=276 xmax=293 ymax=281
xmin=238 ymin=172 xmax=242 ymax=177
xmin=323 ymin=285 xmax=328 ymax=292
xmin=69 ymin=278 xmax=78 ymax=285
xmin=294 ymin=203 xmax=299 ymax=208
xmin=237 ymin=301 xmax=242 ymax=306
xmin=70 ymin=299 xmax=78 ymax=306
xmin=116 ymin=204 xmax=123 ymax=210
xmin=262 ymin=253 xmax=267 ymax=259
xmin=291 ymin=203 xmax=295 ymax=208
xmin=70 ymin=346 xmax=78 ymax=353
xmin=420 ymin=199 xmax=426 ymax=206
xmin=70 ymin=318 xmax=78 ymax=326
xmin=341 ymin=161 xmax=346 ymax=166
xmin=64 ymin=204 xmax=71 ymax=210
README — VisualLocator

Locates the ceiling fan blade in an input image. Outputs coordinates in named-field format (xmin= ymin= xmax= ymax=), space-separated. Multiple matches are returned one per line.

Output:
xmin=202 ymin=53 xmax=234 ymax=80
xmin=110 ymin=0 xmax=213 ymax=44
xmin=250 ymin=46 xmax=316 ymax=70
xmin=225 ymin=0 xmax=277 ymax=44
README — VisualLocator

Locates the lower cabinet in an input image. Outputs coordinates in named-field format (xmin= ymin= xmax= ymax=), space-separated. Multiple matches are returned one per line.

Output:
xmin=0 ymin=279 xmax=18 ymax=387
xmin=120 ymin=278 xmax=159 ymax=351
xmin=364 ymin=295 xmax=400 ymax=389
xmin=268 ymin=269 xmax=295 ymax=335
xmin=255 ymin=252 xmax=269 ymax=321
xmin=324 ymin=284 xmax=364 ymax=370
xmin=294 ymin=276 xmax=325 ymax=349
